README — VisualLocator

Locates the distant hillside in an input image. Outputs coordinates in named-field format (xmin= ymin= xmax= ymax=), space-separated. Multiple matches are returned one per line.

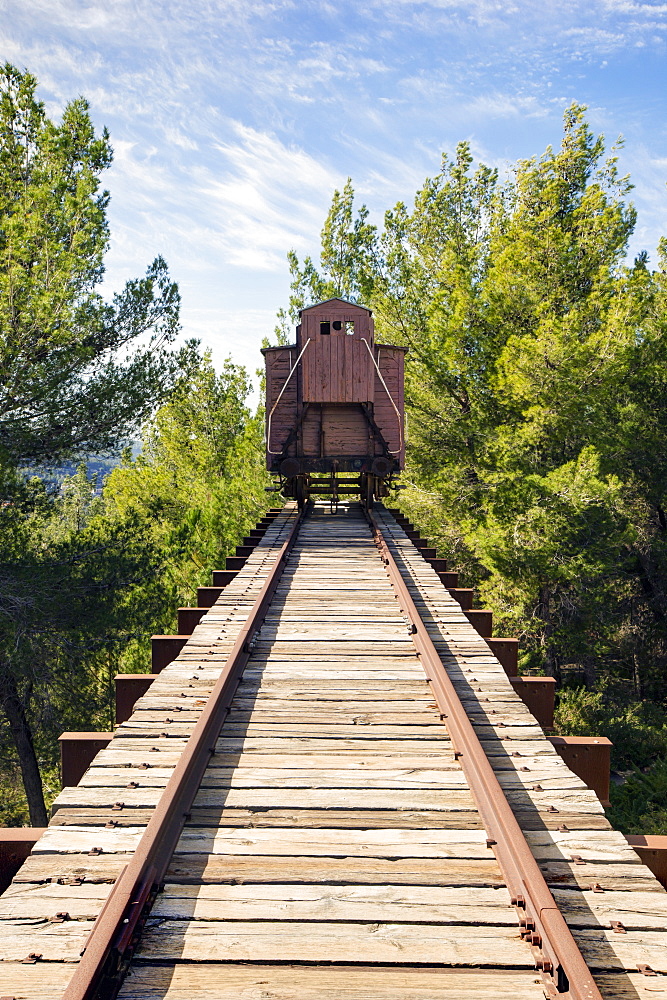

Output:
xmin=38 ymin=443 xmax=141 ymax=493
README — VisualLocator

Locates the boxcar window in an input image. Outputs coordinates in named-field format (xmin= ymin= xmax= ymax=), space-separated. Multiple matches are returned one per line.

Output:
xmin=331 ymin=320 xmax=355 ymax=335
xmin=320 ymin=321 xmax=331 ymax=335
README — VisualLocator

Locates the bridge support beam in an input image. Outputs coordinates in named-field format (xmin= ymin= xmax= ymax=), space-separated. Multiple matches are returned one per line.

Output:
xmin=177 ymin=607 xmax=207 ymax=634
xmin=59 ymin=732 xmax=113 ymax=787
xmin=224 ymin=556 xmax=247 ymax=572
xmin=625 ymin=835 xmax=667 ymax=889
xmin=115 ymin=674 xmax=158 ymax=724
xmin=464 ymin=608 xmax=493 ymax=637
xmin=197 ymin=586 xmax=223 ymax=607
xmin=509 ymin=676 xmax=556 ymax=729
xmin=549 ymin=735 xmax=612 ymax=806
xmin=448 ymin=587 xmax=474 ymax=610
xmin=0 ymin=828 xmax=46 ymax=894
xmin=151 ymin=634 xmax=189 ymax=672
xmin=487 ymin=637 xmax=519 ymax=676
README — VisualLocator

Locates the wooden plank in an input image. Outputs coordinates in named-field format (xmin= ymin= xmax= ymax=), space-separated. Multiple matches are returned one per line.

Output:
xmin=50 ymin=807 xmax=484 ymax=831
xmin=17 ymin=503 xmax=667 ymax=998
xmin=0 ymin=880 xmax=112 ymax=921
xmin=0 ymin=919 xmax=93 ymax=961
xmin=134 ymin=919 xmax=536 ymax=966
xmin=551 ymin=888 xmax=667 ymax=930
xmin=16 ymin=851 xmax=659 ymax=893
xmin=50 ymin=805 xmax=608 ymax=832
xmin=171 ymin=827 xmax=639 ymax=865
xmin=79 ymin=767 xmax=470 ymax=790
xmin=173 ymin=827 xmax=491 ymax=858
xmin=149 ymin=883 xmax=518 ymax=924
xmin=114 ymin=964 xmax=547 ymax=1000
xmin=0 ymin=964 xmax=77 ymax=999
xmin=52 ymin=785 xmax=481 ymax=812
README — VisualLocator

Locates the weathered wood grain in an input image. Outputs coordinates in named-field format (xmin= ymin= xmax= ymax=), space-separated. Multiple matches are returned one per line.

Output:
xmin=136 ymin=918 xmax=536 ymax=965
xmin=11 ymin=502 xmax=666 ymax=1000
xmin=117 ymin=964 xmax=548 ymax=1000
xmin=150 ymin=883 xmax=517 ymax=923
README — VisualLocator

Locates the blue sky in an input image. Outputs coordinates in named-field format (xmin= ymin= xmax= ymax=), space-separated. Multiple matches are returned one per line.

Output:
xmin=2 ymin=0 xmax=666 ymax=393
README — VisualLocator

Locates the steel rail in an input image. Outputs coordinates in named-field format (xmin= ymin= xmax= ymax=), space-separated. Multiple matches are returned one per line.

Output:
xmin=366 ymin=508 xmax=604 ymax=1000
xmin=62 ymin=506 xmax=305 ymax=1000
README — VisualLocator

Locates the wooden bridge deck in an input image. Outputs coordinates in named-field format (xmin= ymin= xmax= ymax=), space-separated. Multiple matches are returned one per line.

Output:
xmin=0 ymin=503 xmax=666 ymax=999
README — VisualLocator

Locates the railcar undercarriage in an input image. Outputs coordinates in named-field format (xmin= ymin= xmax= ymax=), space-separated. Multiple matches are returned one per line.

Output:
xmin=271 ymin=466 xmax=401 ymax=510
xmin=263 ymin=298 xmax=407 ymax=511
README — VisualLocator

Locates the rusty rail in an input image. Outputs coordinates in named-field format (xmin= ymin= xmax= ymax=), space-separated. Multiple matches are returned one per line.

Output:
xmin=62 ymin=506 xmax=305 ymax=1000
xmin=366 ymin=508 xmax=604 ymax=1000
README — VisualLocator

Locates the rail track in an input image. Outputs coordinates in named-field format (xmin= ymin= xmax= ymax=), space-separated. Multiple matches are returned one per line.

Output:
xmin=1 ymin=502 xmax=666 ymax=1000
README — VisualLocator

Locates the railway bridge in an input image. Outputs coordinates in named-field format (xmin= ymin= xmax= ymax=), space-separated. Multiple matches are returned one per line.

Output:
xmin=0 ymin=502 xmax=666 ymax=999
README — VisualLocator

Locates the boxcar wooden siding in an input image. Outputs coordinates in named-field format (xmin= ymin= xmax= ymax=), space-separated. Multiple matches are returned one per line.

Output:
xmin=301 ymin=323 xmax=375 ymax=403
xmin=374 ymin=346 xmax=405 ymax=460
xmin=301 ymin=404 xmax=371 ymax=457
xmin=264 ymin=296 xmax=406 ymax=469
xmin=265 ymin=347 xmax=298 ymax=456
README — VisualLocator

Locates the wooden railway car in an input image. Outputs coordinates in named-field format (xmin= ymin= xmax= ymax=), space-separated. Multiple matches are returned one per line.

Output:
xmin=263 ymin=298 xmax=406 ymax=506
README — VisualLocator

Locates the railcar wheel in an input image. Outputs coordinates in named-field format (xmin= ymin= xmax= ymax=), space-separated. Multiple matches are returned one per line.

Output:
xmin=361 ymin=473 xmax=375 ymax=510
xmin=295 ymin=476 xmax=308 ymax=510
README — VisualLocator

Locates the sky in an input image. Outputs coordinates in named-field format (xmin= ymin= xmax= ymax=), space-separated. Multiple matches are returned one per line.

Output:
xmin=2 ymin=0 xmax=667 ymax=398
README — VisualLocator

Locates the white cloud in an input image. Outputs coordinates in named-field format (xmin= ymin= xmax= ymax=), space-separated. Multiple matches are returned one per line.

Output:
xmin=2 ymin=0 xmax=666 ymax=373
xmin=463 ymin=91 xmax=549 ymax=120
xmin=620 ymin=146 xmax=667 ymax=260
xmin=203 ymin=123 xmax=343 ymax=268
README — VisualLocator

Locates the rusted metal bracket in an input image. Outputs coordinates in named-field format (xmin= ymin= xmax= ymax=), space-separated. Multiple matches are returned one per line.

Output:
xmin=276 ymin=401 xmax=311 ymax=460
xmin=360 ymin=402 xmax=392 ymax=457
xmin=61 ymin=506 xmax=304 ymax=1000
xmin=366 ymin=507 xmax=604 ymax=1000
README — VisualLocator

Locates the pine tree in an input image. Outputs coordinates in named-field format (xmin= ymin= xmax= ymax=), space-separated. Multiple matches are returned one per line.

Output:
xmin=0 ymin=64 xmax=182 ymax=467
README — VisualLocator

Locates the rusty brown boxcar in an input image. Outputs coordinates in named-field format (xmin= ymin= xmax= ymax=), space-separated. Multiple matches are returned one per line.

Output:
xmin=262 ymin=298 xmax=406 ymax=506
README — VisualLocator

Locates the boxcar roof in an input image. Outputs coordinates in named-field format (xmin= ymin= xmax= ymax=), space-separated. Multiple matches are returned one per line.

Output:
xmin=299 ymin=297 xmax=372 ymax=315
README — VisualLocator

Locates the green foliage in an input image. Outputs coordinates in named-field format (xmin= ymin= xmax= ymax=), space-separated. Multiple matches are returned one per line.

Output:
xmin=0 ymin=64 xmax=183 ymax=467
xmin=105 ymin=352 xmax=272 ymax=613
xmin=0 ymin=460 xmax=170 ymax=822
xmin=0 ymin=63 xmax=189 ymax=823
xmin=0 ymin=766 xmax=31 ymax=826
xmin=608 ymin=760 xmax=667 ymax=835
xmin=281 ymin=105 xmax=667 ymax=832
xmin=282 ymin=102 xmax=667 ymax=696
xmin=555 ymin=684 xmax=667 ymax=770
xmin=553 ymin=683 xmax=667 ymax=835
